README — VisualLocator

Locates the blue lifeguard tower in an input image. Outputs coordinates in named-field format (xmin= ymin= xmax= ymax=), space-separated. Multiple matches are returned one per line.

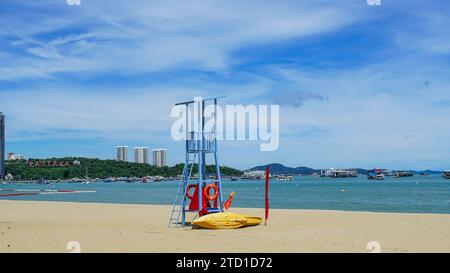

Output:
xmin=169 ymin=96 xmax=226 ymax=227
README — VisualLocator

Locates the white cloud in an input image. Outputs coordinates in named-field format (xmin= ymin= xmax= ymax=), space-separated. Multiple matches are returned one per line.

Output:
xmin=0 ymin=0 xmax=365 ymax=80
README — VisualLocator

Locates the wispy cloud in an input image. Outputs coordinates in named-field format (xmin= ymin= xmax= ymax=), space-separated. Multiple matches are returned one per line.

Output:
xmin=0 ymin=0 xmax=364 ymax=80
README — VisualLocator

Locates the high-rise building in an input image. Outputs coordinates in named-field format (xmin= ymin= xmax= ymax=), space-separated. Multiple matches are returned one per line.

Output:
xmin=134 ymin=147 xmax=148 ymax=164
xmin=116 ymin=146 xmax=128 ymax=162
xmin=0 ymin=113 xmax=5 ymax=179
xmin=152 ymin=148 xmax=167 ymax=167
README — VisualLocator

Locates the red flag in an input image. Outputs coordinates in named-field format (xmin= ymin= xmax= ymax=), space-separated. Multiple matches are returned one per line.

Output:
xmin=265 ymin=165 xmax=270 ymax=225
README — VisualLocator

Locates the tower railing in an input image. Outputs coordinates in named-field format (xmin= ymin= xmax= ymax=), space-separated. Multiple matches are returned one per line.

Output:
xmin=187 ymin=131 xmax=216 ymax=153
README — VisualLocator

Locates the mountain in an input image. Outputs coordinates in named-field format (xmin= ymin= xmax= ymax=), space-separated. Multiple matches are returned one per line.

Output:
xmin=248 ymin=163 xmax=318 ymax=175
xmin=247 ymin=164 xmax=444 ymax=176
xmin=410 ymin=170 xmax=442 ymax=175
xmin=355 ymin=168 xmax=369 ymax=175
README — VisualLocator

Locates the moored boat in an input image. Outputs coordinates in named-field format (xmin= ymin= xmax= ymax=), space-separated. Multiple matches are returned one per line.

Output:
xmin=276 ymin=175 xmax=293 ymax=181
xmin=321 ymin=168 xmax=358 ymax=178
xmin=393 ymin=171 xmax=414 ymax=178
xmin=442 ymin=171 xmax=450 ymax=179
xmin=367 ymin=169 xmax=384 ymax=180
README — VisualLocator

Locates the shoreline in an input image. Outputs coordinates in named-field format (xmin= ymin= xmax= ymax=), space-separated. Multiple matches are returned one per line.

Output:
xmin=2 ymin=200 xmax=450 ymax=252
xmin=3 ymin=199 xmax=450 ymax=217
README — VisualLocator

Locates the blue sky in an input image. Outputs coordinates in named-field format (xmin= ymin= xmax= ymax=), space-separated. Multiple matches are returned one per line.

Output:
xmin=1 ymin=0 xmax=450 ymax=170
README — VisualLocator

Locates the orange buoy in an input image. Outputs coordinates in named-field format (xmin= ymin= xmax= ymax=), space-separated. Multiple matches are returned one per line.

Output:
xmin=204 ymin=184 xmax=219 ymax=201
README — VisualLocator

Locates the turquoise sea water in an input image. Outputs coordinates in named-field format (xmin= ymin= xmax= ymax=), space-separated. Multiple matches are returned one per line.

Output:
xmin=1 ymin=175 xmax=450 ymax=214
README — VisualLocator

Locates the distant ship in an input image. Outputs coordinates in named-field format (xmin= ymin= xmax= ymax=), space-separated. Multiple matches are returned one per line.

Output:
xmin=276 ymin=175 xmax=293 ymax=181
xmin=393 ymin=171 xmax=414 ymax=178
xmin=367 ymin=169 xmax=384 ymax=180
xmin=320 ymin=168 xmax=358 ymax=178
xmin=442 ymin=171 xmax=450 ymax=179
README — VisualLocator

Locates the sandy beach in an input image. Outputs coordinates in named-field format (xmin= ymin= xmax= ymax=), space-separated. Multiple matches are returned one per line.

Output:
xmin=1 ymin=200 xmax=450 ymax=253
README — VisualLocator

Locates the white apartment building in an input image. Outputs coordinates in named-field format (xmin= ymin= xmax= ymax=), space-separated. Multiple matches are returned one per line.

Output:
xmin=116 ymin=146 xmax=128 ymax=162
xmin=152 ymin=149 xmax=167 ymax=167
xmin=134 ymin=147 xmax=149 ymax=164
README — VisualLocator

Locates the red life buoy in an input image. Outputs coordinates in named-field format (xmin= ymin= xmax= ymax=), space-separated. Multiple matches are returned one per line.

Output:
xmin=186 ymin=184 xmax=197 ymax=200
xmin=204 ymin=184 xmax=219 ymax=201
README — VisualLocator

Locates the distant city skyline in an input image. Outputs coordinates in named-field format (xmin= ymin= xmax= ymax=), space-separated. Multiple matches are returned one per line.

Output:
xmin=1 ymin=1 xmax=450 ymax=170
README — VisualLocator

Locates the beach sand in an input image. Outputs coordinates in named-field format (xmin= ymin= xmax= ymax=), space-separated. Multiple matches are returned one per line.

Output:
xmin=1 ymin=200 xmax=450 ymax=253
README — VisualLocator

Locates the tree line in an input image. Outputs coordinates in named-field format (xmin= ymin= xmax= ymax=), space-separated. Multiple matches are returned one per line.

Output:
xmin=5 ymin=157 xmax=243 ymax=181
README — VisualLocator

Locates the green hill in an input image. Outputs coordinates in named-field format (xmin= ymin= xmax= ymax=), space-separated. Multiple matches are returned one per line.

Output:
xmin=5 ymin=157 xmax=242 ymax=181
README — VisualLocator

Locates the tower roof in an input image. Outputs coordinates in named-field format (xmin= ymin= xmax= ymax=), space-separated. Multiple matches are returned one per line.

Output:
xmin=175 ymin=95 xmax=226 ymax=106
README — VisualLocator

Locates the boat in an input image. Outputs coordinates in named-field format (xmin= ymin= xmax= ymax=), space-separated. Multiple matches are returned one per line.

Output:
xmin=81 ymin=163 xmax=94 ymax=184
xmin=320 ymin=168 xmax=358 ymax=178
xmin=230 ymin=176 xmax=238 ymax=181
xmin=374 ymin=173 xmax=384 ymax=180
xmin=276 ymin=175 xmax=293 ymax=181
xmin=242 ymin=170 xmax=266 ymax=179
xmin=192 ymin=212 xmax=262 ymax=229
xmin=442 ymin=171 xmax=450 ymax=179
xmin=393 ymin=171 xmax=414 ymax=178
xmin=367 ymin=169 xmax=384 ymax=180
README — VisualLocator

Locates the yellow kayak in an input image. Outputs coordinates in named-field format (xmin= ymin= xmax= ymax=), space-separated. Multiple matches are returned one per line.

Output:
xmin=192 ymin=212 xmax=262 ymax=229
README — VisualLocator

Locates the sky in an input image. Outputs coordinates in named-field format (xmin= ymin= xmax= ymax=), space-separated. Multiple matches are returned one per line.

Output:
xmin=1 ymin=0 xmax=450 ymax=170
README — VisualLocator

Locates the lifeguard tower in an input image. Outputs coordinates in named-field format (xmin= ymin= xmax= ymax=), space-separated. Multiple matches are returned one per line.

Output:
xmin=169 ymin=96 xmax=226 ymax=227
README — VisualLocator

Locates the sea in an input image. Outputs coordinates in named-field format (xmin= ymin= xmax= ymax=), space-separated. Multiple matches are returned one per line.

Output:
xmin=1 ymin=175 xmax=450 ymax=214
